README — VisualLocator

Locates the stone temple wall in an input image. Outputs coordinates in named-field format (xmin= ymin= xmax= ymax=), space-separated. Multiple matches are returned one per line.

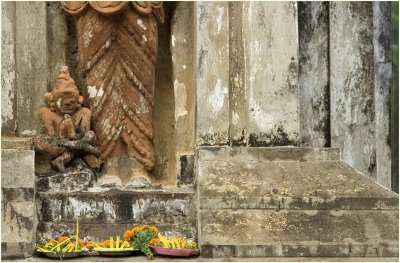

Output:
xmin=1 ymin=1 xmax=395 ymax=259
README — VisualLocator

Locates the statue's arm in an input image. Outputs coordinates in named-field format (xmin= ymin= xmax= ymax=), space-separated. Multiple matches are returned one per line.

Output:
xmin=39 ymin=108 xmax=56 ymax=136
xmin=75 ymin=107 xmax=92 ymax=132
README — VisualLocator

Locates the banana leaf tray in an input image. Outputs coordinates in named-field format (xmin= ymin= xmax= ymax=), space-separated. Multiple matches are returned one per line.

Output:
xmin=94 ymin=248 xmax=140 ymax=257
xmin=38 ymin=251 xmax=82 ymax=259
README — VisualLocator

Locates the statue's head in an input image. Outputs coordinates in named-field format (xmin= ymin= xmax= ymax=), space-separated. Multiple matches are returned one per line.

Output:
xmin=46 ymin=66 xmax=84 ymax=115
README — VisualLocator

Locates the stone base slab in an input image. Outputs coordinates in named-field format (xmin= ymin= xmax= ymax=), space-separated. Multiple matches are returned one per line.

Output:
xmin=1 ymin=242 xmax=34 ymax=260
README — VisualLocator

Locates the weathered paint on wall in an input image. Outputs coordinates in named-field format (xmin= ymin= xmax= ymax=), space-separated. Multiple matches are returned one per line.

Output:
xmin=243 ymin=2 xmax=300 ymax=146
xmin=196 ymin=2 xmax=230 ymax=146
xmin=1 ymin=2 xmax=17 ymax=135
xmin=373 ymin=2 xmax=392 ymax=189
xmin=330 ymin=2 xmax=377 ymax=179
xmin=229 ymin=2 xmax=247 ymax=146
xmin=171 ymin=2 xmax=196 ymax=154
xmin=298 ymin=2 xmax=330 ymax=147
xmin=15 ymin=2 xmax=48 ymax=136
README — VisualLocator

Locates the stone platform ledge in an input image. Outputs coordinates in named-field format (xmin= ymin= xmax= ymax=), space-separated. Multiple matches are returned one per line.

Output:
xmin=37 ymin=186 xmax=195 ymax=194
xmin=9 ymin=255 xmax=400 ymax=262
xmin=1 ymin=137 xmax=33 ymax=150
xmin=199 ymin=196 xmax=398 ymax=210
xmin=199 ymin=243 xmax=399 ymax=258
xmin=197 ymin=146 xmax=341 ymax=162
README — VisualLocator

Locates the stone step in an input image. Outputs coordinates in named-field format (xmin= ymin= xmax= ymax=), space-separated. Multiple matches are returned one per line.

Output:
xmin=197 ymin=147 xmax=399 ymax=258
xmin=35 ymin=188 xmax=197 ymax=244
xmin=199 ymin=159 xmax=398 ymax=210
xmin=199 ymin=209 xmax=398 ymax=257
xmin=200 ymin=243 xmax=399 ymax=258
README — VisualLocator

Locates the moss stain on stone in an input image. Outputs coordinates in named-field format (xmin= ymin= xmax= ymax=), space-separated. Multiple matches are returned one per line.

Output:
xmin=249 ymin=125 xmax=299 ymax=147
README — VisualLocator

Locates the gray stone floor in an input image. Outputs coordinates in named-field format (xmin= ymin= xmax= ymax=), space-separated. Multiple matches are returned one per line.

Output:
xmin=8 ymin=255 xmax=399 ymax=262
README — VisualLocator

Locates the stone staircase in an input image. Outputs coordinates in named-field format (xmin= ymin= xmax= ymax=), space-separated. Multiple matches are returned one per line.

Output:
xmin=197 ymin=147 xmax=399 ymax=258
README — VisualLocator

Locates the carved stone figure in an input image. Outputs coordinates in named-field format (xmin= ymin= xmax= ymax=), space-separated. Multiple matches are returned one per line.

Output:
xmin=34 ymin=66 xmax=101 ymax=172
xmin=62 ymin=1 xmax=165 ymax=186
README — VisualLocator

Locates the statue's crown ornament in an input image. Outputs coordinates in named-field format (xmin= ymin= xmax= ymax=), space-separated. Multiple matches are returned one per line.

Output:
xmin=52 ymin=66 xmax=80 ymax=98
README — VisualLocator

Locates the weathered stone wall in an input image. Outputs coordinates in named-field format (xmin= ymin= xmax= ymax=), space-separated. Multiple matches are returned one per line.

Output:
xmin=243 ymin=2 xmax=300 ymax=147
xmin=195 ymin=2 xmax=301 ymax=147
xmin=196 ymin=2 xmax=230 ymax=146
xmin=1 ymin=2 xmax=17 ymax=136
xmin=330 ymin=2 xmax=376 ymax=180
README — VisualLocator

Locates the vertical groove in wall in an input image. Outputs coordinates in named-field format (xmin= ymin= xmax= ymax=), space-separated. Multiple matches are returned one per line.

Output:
xmin=171 ymin=2 xmax=196 ymax=156
xmin=228 ymin=1 xmax=247 ymax=146
xmin=326 ymin=2 xmax=331 ymax=148
xmin=298 ymin=1 xmax=330 ymax=148
xmin=372 ymin=2 xmax=392 ymax=189
xmin=153 ymin=2 xmax=176 ymax=184
xmin=46 ymin=2 xmax=67 ymax=92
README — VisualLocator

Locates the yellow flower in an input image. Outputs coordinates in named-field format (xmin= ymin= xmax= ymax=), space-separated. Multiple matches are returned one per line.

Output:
xmin=185 ymin=241 xmax=198 ymax=249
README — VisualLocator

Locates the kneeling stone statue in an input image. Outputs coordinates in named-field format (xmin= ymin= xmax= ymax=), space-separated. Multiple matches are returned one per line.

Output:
xmin=34 ymin=66 xmax=101 ymax=172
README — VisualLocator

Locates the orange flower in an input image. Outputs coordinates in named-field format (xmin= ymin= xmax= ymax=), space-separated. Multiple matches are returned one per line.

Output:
xmin=131 ymin=227 xmax=141 ymax=236
xmin=149 ymin=238 xmax=160 ymax=246
xmin=86 ymin=240 xmax=93 ymax=248
xmin=78 ymin=239 xmax=84 ymax=247
xmin=97 ymin=239 xmax=112 ymax=248
xmin=49 ymin=239 xmax=57 ymax=244
xmin=58 ymin=236 xmax=71 ymax=244
xmin=150 ymin=226 xmax=158 ymax=233
xmin=124 ymin=229 xmax=133 ymax=241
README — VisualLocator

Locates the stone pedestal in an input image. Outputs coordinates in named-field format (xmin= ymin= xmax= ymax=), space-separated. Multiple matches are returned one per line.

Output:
xmin=35 ymin=187 xmax=197 ymax=245
xmin=1 ymin=137 xmax=36 ymax=259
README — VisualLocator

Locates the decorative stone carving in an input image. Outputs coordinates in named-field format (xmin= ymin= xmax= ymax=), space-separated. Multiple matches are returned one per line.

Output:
xmin=34 ymin=66 xmax=101 ymax=172
xmin=62 ymin=1 xmax=165 ymax=186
